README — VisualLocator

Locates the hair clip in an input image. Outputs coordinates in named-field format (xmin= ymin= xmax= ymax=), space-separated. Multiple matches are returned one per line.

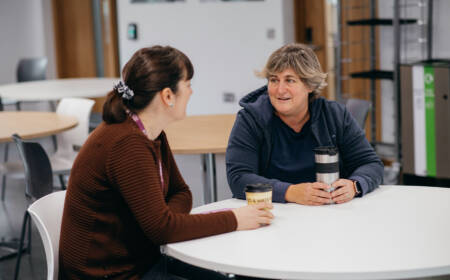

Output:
xmin=114 ymin=81 xmax=134 ymax=100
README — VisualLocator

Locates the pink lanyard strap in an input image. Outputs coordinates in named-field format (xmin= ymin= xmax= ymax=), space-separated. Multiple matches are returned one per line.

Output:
xmin=128 ymin=111 xmax=165 ymax=192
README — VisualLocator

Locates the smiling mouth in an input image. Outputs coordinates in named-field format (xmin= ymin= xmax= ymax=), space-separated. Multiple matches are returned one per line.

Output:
xmin=277 ymin=97 xmax=291 ymax=101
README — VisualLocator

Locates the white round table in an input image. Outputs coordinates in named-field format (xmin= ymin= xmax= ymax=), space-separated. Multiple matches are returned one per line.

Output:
xmin=163 ymin=185 xmax=450 ymax=279
xmin=0 ymin=77 xmax=119 ymax=101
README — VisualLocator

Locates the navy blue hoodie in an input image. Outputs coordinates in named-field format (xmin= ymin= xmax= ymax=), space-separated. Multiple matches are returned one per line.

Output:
xmin=226 ymin=86 xmax=383 ymax=202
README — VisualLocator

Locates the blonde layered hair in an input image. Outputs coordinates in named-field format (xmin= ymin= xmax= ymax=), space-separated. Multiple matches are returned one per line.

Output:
xmin=259 ymin=43 xmax=327 ymax=101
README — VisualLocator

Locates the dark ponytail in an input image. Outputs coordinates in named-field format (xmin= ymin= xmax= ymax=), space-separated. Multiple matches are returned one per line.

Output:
xmin=103 ymin=45 xmax=194 ymax=124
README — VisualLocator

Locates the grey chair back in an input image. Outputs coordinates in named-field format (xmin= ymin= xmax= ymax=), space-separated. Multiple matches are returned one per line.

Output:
xmin=17 ymin=57 xmax=48 ymax=82
xmin=345 ymin=98 xmax=371 ymax=129
xmin=12 ymin=134 xmax=53 ymax=200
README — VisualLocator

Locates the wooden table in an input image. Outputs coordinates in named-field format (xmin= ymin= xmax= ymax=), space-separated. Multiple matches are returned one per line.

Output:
xmin=0 ymin=112 xmax=78 ymax=143
xmin=0 ymin=77 xmax=119 ymax=101
xmin=165 ymin=114 xmax=236 ymax=203
xmin=164 ymin=185 xmax=450 ymax=279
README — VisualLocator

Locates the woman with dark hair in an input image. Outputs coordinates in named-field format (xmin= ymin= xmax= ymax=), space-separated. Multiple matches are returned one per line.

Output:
xmin=59 ymin=46 xmax=273 ymax=280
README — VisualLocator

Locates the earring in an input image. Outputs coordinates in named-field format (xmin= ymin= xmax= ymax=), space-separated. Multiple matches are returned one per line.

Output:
xmin=169 ymin=103 xmax=174 ymax=107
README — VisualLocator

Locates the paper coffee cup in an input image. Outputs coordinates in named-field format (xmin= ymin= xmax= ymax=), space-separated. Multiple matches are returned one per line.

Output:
xmin=244 ymin=183 xmax=272 ymax=205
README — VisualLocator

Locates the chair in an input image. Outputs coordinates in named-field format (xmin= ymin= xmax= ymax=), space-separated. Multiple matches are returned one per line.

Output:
xmin=50 ymin=98 xmax=95 ymax=187
xmin=2 ymin=57 xmax=48 ymax=110
xmin=89 ymin=111 xmax=103 ymax=132
xmin=0 ymin=98 xmax=94 ymax=199
xmin=345 ymin=98 xmax=371 ymax=129
xmin=0 ymin=58 xmax=49 ymax=199
xmin=0 ymin=134 xmax=54 ymax=278
xmin=15 ymin=191 xmax=66 ymax=280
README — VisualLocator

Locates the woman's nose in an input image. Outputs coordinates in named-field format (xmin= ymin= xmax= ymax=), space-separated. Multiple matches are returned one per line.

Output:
xmin=277 ymin=81 xmax=287 ymax=94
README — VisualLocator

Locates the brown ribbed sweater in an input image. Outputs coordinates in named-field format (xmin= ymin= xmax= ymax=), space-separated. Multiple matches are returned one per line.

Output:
xmin=59 ymin=118 xmax=237 ymax=279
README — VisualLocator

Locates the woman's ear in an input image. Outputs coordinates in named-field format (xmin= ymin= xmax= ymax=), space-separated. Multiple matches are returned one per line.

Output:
xmin=160 ymin=87 xmax=175 ymax=107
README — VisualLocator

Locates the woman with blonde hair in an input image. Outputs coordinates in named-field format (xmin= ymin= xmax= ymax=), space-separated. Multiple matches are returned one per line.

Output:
xmin=59 ymin=45 xmax=273 ymax=280
xmin=226 ymin=43 xmax=383 ymax=205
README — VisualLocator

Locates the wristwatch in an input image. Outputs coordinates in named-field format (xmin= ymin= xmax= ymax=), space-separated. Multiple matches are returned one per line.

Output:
xmin=352 ymin=180 xmax=361 ymax=197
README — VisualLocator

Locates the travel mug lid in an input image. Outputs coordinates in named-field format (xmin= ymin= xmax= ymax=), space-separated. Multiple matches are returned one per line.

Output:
xmin=245 ymin=183 xmax=273 ymax=192
xmin=313 ymin=146 xmax=338 ymax=155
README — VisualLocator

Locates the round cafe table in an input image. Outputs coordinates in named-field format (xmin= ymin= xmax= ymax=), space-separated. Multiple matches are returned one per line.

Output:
xmin=0 ymin=77 xmax=119 ymax=101
xmin=0 ymin=111 xmax=78 ymax=143
xmin=163 ymin=185 xmax=450 ymax=279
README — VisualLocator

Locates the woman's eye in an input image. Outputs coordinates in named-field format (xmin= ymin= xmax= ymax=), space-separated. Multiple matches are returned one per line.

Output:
xmin=269 ymin=79 xmax=278 ymax=83
xmin=287 ymin=79 xmax=295 ymax=83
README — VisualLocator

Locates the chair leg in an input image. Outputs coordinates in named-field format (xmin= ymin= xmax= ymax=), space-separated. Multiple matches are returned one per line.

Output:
xmin=1 ymin=175 xmax=6 ymax=201
xmin=49 ymin=101 xmax=56 ymax=112
xmin=59 ymin=175 xmax=67 ymax=190
xmin=51 ymin=135 xmax=58 ymax=151
xmin=13 ymin=212 xmax=30 ymax=280
xmin=1 ymin=143 xmax=9 ymax=201
xmin=27 ymin=216 xmax=32 ymax=254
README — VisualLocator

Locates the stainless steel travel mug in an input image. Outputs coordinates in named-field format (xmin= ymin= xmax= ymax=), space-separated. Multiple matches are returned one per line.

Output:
xmin=314 ymin=146 xmax=339 ymax=192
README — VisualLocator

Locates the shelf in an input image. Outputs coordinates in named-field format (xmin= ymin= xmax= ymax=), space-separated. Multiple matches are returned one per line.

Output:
xmin=347 ymin=18 xmax=417 ymax=26
xmin=350 ymin=70 xmax=394 ymax=80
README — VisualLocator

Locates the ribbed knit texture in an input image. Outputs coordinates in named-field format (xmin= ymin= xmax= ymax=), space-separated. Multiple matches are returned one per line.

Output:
xmin=59 ymin=118 xmax=237 ymax=279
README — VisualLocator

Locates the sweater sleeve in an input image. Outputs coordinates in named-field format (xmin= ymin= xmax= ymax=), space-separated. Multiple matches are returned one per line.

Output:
xmin=163 ymin=134 xmax=193 ymax=214
xmin=106 ymin=134 xmax=237 ymax=245
xmin=226 ymin=111 xmax=291 ymax=203
xmin=339 ymin=108 xmax=384 ymax=196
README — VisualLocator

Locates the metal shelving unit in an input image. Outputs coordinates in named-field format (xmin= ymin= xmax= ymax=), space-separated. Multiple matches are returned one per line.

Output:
xmin=336 ymin=0 xmax=433 ymax=168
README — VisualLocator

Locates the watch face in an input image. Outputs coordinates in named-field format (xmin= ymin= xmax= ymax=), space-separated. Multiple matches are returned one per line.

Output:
xmin=353 ymin=180 xmax=361 ymax=194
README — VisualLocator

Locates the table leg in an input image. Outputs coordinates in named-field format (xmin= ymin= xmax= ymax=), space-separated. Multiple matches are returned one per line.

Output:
xmin=201 ymin=154 xmax=217 ymax=204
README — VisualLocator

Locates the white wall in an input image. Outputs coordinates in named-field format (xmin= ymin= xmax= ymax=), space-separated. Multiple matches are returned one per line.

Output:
xmin=0 ymin=0 xmax=56 ymax=85
xmin=116 ymin=0 xmax=295 ymax=205
xmin=378 ymin=0 xmax=450 ymax=144
xmin=116 ymin=0 xmax=294 ymax=116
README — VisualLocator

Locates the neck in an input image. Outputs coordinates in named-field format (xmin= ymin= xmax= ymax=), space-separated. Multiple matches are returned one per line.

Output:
xmin=136 ymin=108 xmax=170 ymax=141
xmin=277 ymin=106 xmax=310 ymax=133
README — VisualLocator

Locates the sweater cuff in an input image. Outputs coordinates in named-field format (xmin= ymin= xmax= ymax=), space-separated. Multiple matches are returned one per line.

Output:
xmin=349 ymin=175 xmax=368 ymax=196
xmin=273 ymin=181 xmax=291 ymax=203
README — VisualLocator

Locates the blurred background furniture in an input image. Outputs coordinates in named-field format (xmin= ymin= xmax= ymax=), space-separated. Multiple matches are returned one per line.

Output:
xmin=50 ymin=98 xmax=94 ymax=188
xmin=0 ymin=77 xmax=117 ymax=102
xmin=0 ymin=77 xmax=117 ymax=134
xmin=0 ymin=112 xmax=77 ymax=201
xmin=1 ymin=135 xmax=54 ymax=263
xmin=165 ymin=114 xmax=236 ymax=204
xmin=345 ymin=98 xmax=371 ymax=129
xmin=1 ymin=57 xmax=48 ymax=111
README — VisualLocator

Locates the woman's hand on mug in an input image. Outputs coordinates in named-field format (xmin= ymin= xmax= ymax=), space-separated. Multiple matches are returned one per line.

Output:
xmin=330 ymin=179 xmax=356 ymax=204
xmin=231 ymin=202 xmax=274 ymax=231
xmin=285 ymin=183 xmax=332 ymax=205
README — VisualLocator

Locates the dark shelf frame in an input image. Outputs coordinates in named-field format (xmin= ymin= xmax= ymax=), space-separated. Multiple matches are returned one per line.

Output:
xmin=350 ymin=70 xmax=394 ymax=80
xmin=347 ymin=18 xmax=417 ymax=26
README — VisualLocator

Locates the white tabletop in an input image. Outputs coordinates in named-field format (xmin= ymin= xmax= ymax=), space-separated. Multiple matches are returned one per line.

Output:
xmin=163 ymin=185 xmax=450 ymax=279
xmin=0 ymin=77 xmax=119 ymax=101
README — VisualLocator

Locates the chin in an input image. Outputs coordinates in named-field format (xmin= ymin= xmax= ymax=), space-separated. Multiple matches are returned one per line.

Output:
xmin=274 ymin=106 xmax=291 ymax=115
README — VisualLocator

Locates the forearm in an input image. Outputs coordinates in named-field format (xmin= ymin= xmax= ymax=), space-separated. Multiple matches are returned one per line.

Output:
xmin=348 ymin=161 xmax=384 ymax=196
xmin=167 ymin=187 xmax=192 ymax=213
